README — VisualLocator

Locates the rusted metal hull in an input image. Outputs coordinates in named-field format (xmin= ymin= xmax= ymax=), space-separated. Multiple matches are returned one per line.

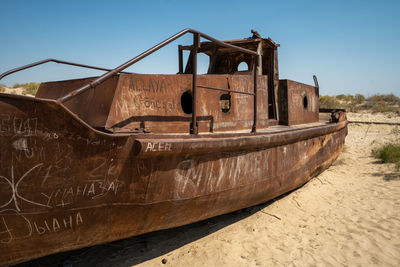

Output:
xmin=0 ymin=93 xmax=347 ymax=265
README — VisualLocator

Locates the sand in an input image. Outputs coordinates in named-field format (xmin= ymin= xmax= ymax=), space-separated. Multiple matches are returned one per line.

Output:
xmin=22 ymin=113 xmax=400 ymax=267
xmin=1 ymin=87 xmax=25 ymax=95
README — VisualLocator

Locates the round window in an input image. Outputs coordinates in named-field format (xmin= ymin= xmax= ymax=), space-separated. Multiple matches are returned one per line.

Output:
xmin=181 ymin=91 xmax=192 ymax=114
xmin=237 ymin=61 xmax=249 ymax=71
xmin=220 ymin=94 xmax=231 ymax=113
xmin=303 ymin=95 xmax=308 ymax=109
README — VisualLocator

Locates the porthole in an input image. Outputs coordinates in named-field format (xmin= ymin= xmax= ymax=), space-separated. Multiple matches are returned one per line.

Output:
xmin=181 ymin=91 xmax=192 ymax=114
xmin=237 ymin=61 xmax=249 ymax=71
xmin=303 ymin=95 xmax=308 ymax=109
xmin=220 ymin=94 xmax=231 ymax=113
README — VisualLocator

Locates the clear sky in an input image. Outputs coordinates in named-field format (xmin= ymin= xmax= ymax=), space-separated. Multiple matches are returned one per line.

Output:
xmin=1 ymin=0 xmax=399 ymax=96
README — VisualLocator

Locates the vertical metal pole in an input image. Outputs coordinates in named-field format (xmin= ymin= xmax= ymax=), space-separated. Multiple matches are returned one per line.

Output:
xmin=178 ymin=45 xmax=183 ymax=74
xmin=191 ymin=33 xmax=199 ymax=135
xmin=313 ymin=74 xmax=319 ymax=97
xmin=252 ymin=56 xmax=258 ymax=133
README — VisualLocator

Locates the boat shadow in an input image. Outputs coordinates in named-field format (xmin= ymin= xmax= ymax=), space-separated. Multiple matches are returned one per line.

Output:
xmin=16 ymin=196 xmax=285 ymax=267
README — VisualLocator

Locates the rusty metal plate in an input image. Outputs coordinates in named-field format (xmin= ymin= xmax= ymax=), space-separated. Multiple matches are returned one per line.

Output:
xmin=278 ymin=80 xmax=319 ymax=126
xmin=0 ymin=93 xmax=347 ymax=265
xmin=105 ymin=74 xmax=269 ymax=134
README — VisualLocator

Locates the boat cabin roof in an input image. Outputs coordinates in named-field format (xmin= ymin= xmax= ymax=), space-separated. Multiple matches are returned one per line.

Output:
xmin=179 ymin=32 xmax=280 ymax=76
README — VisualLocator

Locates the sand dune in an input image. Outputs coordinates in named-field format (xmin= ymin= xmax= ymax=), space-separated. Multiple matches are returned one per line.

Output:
xmin=20 ymin=113 xmax=400 ymax=267
xmin=1 ymin=86 xmax=26 ymax=95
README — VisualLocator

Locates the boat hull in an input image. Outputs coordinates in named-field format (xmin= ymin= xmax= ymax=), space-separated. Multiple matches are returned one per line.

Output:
xmin=0 ymin=94 xmax=347 ymax=265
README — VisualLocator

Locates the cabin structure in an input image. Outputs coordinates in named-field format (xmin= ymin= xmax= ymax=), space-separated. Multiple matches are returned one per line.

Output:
xmin=36 ymin=30 xmax=319 ymax=135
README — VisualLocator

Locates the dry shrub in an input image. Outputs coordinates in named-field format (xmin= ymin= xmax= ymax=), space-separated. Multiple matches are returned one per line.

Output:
xmin=355 ymin=94 xmax=365 ymax=104
xmin=368 ymin=94 xmax=400 ymax=104
xmin=336 ymin=94 xmax=346 ymax=100
xmin=342 ymin=102 xmax=361 ymax=112
xmin=373 ymin=143 xmax=400 ymax=170
xmin=320 ymin=93 xmax=399 ymax=113
xmin=336 ymin=94 xmax=355 ymax=102
xmin=12 ymin=82 xmax=40 ymax=96
xmin=370 ymin=102 xmax=398 ymax=113
xmin=319 ymin=96 xmax=341 ymax=109
xmin=23 ymin=82 xmax=40 ymax=95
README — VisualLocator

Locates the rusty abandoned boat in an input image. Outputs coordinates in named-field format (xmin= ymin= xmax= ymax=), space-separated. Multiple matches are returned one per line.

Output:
xmin=0 ymin=29 xmax=347 ymax=265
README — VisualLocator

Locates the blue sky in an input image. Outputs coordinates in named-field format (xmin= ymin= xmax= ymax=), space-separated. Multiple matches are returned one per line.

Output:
xmin=1 ymin=0 xmax=399 ymax=96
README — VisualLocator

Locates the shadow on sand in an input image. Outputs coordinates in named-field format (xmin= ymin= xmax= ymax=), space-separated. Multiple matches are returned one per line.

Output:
xmin=15 ymin=195 xmax=287 ymax=267
xmin=370 ymin=160 xmax=400 ymax=181
xmin=371 ymin=171 xmax=400 ymax=181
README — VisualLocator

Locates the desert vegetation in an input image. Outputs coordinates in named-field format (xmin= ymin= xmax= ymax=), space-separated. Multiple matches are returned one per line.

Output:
xmin=13 ymin=82 xmax=41 ymax=95
xmin=373 ymin=127 xmax=400 ymax=170
xmin=319 ymin=93 xmax=400 ymax=114
xmin=319 ymin=93 xmax=400 ymax=171
xmin=0 ymin=82 xmax=40 ymax=96
xmin=374 ymin=143 xmax=400 ymax=169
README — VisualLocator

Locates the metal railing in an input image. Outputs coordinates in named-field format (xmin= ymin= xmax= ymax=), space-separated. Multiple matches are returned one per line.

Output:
xmin=0 ymin=58 xmax=133 ymax=81
xmin=1 ymin=29 xmax=260 ymax=134
xmin=59 ymin=29 xmax=259 ymax=134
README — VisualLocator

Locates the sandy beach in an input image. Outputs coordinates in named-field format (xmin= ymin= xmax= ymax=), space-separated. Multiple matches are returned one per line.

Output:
xmin=19 ymin=112 xmax=400 ymax=267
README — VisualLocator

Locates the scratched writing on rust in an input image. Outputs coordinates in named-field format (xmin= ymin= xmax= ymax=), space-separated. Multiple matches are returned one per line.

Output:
xmin=145 ymin=142 xmax=172 ymax=152
xmin=0 ymin=115 xmax=38 ymax=136
xmin=0 ymin=163 xmax=50 ymax=212
xmin=0 ymin=111 xmax=128 ymax=245
xmin=173 ymin=152 xmax=269 ymax=198
xmin=0 ymin=160 xmax=120 ymax=243
xmin=0 ymin=209 xmax=83 ymax=243
xmin=114 ymin=77 xmax=181 ymax=118
xmin=41 ymin=179 xmax=124 ymax=208
xmin=133 ymin=94 xmax=179 ymax=111
xmin=115 ymin=93 xmax=179 ymax=117
xmin=129 ymin=77 xmax=168 ymax=94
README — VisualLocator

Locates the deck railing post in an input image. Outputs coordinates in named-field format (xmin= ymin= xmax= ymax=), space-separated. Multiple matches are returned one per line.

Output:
xmin=191 ymin=33 xmax=200 ymax=135
xmin=252 ymin=56 xmax=258 ymax=133
xmin=178 ymin=45 xmax=183 ymax=74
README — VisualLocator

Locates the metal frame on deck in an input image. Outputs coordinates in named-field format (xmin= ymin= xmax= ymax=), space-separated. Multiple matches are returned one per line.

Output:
xmin=0 ymin=29 xmax=260 ymax=134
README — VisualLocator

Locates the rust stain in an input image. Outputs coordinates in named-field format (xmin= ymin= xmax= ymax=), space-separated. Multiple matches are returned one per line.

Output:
xmin=0 ymin=29 xmax=347 ymax=265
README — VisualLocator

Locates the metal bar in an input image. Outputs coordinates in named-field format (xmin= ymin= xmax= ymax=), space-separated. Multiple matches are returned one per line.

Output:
xmin=313 ymin=75 xmax=319 ymax=89
xmin=252 ymin=56 xmax=258 ymax=133
xmin=319 ymin=108 xmax=346 ymax=113
xmin=0 ymin=58 xmax=132 ymax=81
xmin=196 ymin=31 xmax=257 ymax=56
xmin=271 ymin=47 xmax=278 ymax=120
xmin=197 ymin=85 xmax=254 ymax=95
xmin=179 ymin=38 xmax=259 ymax=55
xmin=313 ymin=74 xmax=319 ymax=97
xmin=58 ymin=28 xmax=258 ymax=103
xmin=59 ymin=29 xmax=191 ymax=103
xmin=178 ymin=45 xmax=183 ymax=74
xmin=348 ymin=120 xmax=400 ymax=126
xmin=191 ymin=33 xmax=199 ymax=135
